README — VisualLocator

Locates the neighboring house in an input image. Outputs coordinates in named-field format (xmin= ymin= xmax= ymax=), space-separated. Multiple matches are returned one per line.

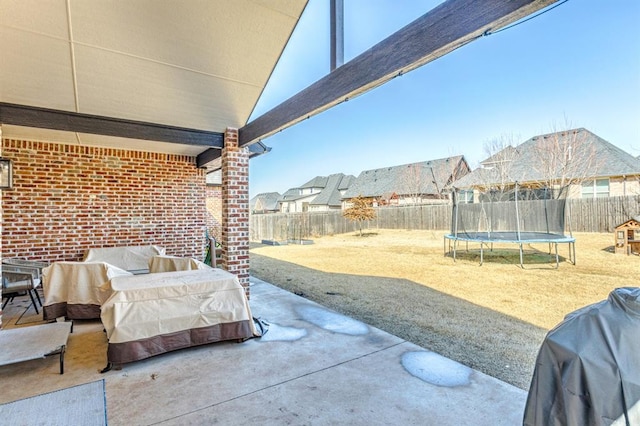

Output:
xmin=454 ymin=128 xmax=640 ymax=202
xmin=342 ymin=156 xmax=470 ymax=207
xmin=279 ymin=173 xmax=355 ymax=213
xmin=249 ymin=192 xmax=281 ymax=214
xmin=308 ymin=174 xmax=355 ymax=212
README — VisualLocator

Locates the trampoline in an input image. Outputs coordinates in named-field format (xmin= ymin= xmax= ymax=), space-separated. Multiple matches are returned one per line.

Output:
xmin=444 ymin=185 xmax=576 ymax=268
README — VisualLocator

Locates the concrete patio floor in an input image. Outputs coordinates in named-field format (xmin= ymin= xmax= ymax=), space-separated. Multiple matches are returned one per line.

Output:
xmin=0 ymin=277 xmax=527 ymax=425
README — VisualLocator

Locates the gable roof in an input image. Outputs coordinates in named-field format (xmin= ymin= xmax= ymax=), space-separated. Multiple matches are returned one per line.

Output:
xmin=455 ymin=128 xmax=640 ymax=189
xmin=250 ymin=192 xmax=281 ymax=212
xmin=310 ymin=174 xmax=355 ymax=207
xmin=480 ymin=145 xmax=518 ymax=167
xmin=342 ymin=156 xmax=468 ymax=199
xmin=300 ymin=176 xmax=329 ymax=189
xmin=280 ymin=173 xmax=355 ymax=206
xmin=615 ymin=218 xmax=640 ymax=229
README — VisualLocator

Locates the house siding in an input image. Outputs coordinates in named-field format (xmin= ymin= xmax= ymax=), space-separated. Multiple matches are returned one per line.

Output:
xmin=570 ymin=177 xmax=640 ymax=199
xmin=1 ymin=139 xmax=207 ymax=263
xmin=609 ymin=177 xmax=640 ymax=197
xmin=280 ymin=194 xmax=316 ymax=213
xmin=308 ymin=204 xmax=339 ymax=212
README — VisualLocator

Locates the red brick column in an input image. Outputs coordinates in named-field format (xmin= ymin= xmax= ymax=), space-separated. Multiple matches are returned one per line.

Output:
xmin=0 ymin=128 xmax=3 ymax=326
xmin=221 ymin=128 xmax=250 ymax=296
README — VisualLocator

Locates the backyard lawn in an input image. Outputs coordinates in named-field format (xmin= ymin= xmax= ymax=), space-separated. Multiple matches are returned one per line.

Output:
xmin=249 ymin=230 xmax=639 ymax=389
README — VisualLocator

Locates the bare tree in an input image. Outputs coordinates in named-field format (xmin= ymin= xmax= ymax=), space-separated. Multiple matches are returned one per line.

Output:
xmin=480 ymin=133 xmax=520 ymax=201
xmin=529 ymin=124 xmax=600 ymax=199
xmin=478 ymin=121 xmax=603 ymax=201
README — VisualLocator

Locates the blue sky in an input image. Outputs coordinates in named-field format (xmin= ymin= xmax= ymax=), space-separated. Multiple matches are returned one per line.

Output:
xmin=248 ymin=0 xmax=640 ymax=198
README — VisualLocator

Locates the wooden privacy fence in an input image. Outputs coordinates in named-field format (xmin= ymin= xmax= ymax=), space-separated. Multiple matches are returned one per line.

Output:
xmin=567 ymin=195 xmax=640 ymax=233
xmin=250 ymin=204 xmax=451 ymax=241
xmin=250 ymin=196 xmax=640 ymax=242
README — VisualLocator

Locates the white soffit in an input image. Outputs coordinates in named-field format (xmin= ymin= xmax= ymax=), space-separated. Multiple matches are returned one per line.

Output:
xmin=0 ymin=0 xmax=307 ymax=151
xmin=0 ymin=25 xmax=77 ymax=111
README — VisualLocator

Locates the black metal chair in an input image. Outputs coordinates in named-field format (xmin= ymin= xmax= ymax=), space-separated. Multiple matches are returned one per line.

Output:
xmin=2 ymin=271 xmax=42 ymax=314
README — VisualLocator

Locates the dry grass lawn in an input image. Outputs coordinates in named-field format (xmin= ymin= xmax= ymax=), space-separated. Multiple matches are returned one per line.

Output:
xmin=249 ymin=230 xmax=639 ymax=390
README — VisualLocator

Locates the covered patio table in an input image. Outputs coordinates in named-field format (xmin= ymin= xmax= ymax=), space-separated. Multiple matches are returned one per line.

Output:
xmin=100 ymin=269 xmax=258 ymax=368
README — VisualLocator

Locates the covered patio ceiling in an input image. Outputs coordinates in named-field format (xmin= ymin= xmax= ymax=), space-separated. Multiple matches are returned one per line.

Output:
xmin=0 ymin=0 xmax=558 ymax=172
xmin=0 ymin=0 xmax=307 ymax=171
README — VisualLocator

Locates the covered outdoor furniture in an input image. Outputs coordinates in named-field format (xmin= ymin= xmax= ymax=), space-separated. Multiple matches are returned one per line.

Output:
xmin=42 ymin=262 xmax=132 ymax=320
xmin=0 ymin=322 xmax=72 ymax=374
xmin=148 ymin=255 xmax=211 ymax=273
xmin=523 ymin=287 xmax=640 ymax=426
xmin=83 ymin=245 xmax=165 ymax=274
xmin=100 ymin=269 xmax=258 ymax=368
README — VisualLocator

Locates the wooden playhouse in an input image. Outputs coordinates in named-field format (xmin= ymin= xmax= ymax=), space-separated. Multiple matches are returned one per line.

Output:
xmin=614 ymin=218 xmax=640 ymax=255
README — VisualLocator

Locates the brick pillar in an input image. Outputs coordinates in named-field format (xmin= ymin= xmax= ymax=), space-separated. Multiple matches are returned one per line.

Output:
xmin=221 ymin=128 xmax=250 ymax=296
xmin=0 ymin=125 xmax=3 ymax=326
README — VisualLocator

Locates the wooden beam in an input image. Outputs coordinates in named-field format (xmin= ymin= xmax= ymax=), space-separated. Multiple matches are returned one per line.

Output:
xmin=240 ymin=0 xmax=557 ymax=146
xmin=0 ymin=103 xmax=224 ymax=147
xmin=196 ymin=148 xmax=221 ymax=168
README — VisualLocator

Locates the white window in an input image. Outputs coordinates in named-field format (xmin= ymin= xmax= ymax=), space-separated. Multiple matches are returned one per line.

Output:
xmin=581 ymin=178 xmax=609 ymax=198
xmin=457 ymin=190 xmax=474 ymax=204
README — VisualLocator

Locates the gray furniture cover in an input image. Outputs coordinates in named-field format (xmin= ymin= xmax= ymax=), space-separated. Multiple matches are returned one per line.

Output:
xmin=523 ymin=287 xmax=640 ymax=426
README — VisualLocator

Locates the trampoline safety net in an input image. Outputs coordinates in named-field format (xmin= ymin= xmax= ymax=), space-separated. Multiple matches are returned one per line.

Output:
xmin=445 ymin=188 xmax=576 ymax=267
xmin=451 ymin=197 xmax=568 ymax=239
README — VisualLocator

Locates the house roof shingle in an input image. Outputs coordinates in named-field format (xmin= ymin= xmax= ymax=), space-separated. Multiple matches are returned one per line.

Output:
xmin=455 ymin=128 xmax=640 ymax=188
xmin=342 ymin=156 xmax=467 ymax=199
xmin=279 ymin=173 xmax=355 ymax=207
xmin=299 ymin=176 xmax=329 ymax=189
xmin=249 ymin=192 xmax=281 ymax=212
xmin=309 ymin=174 xmax=353 ymax=207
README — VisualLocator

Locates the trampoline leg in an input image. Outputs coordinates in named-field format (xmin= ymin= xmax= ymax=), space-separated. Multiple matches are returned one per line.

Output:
xmin=450 ymin=238 xmax=457 ymax=262
xmin=555 ymin=243 xmax=559 ymax=269
xmin=480 ymin=243 xmax=484 ymax=266
xmin=445 ymin=237 xmax=454 ymax=261
xmin=519 ymin=243 xmax=524 ymax=268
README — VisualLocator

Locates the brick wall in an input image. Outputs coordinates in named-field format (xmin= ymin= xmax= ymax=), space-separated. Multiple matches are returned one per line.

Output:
xmin=206 ymin=185 xmax=223 ymax=241
xmin=1 ymin=139 xmax=207 ymax=263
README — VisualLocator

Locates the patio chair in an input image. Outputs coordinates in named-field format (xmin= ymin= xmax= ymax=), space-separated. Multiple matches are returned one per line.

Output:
xmin=2 ymin=271 xmax=42 ymax=314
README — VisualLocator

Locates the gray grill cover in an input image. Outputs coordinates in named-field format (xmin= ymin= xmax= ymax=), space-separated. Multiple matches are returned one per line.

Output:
xmin=523 ymin=287 xmax=640 ymax=426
